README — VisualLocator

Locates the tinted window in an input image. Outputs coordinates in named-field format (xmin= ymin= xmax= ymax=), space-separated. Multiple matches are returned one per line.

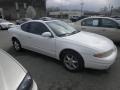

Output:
xmin=21 ymin=23 xmax=30 ymax=32
xmin=101 ymin=19 xmax=118 ymax=28
xmin=29 ymin=22 xmax=50 ymax=35
xmin=81 ymin=18 xmax=99 ymax=27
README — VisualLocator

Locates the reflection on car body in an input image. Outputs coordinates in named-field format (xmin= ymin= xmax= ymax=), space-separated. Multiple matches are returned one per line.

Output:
xmin=8 ymin=20 xmax=117 ymax=71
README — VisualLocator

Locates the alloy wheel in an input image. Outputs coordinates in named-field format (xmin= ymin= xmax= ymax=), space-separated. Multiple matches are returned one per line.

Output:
xmin=63 ymin=54 xmax=79 ymax=70
xmin=13 ymin=40 xmax=21 ymax=51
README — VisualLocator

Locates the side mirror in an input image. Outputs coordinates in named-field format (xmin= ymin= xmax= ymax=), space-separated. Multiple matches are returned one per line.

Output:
xmin=41 ymin=32 xmax=52 ymax=37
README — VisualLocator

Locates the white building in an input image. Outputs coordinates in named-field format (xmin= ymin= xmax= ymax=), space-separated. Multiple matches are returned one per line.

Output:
xmin=49 ymin=11 xmax=83 ymax=18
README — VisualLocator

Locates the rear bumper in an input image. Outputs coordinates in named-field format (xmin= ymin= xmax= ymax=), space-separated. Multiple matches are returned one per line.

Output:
xmin=84 ymin=47 xmax=117 ymax=70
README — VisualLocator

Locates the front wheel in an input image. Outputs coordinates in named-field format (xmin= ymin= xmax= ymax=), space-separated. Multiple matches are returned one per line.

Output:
xmin=62 ymin=51 xmax=84 ymax=72
xmin=12 ymin=39 xmax=22 ymax=51
xmin=0 ymin=25 xmax=2 ymax=30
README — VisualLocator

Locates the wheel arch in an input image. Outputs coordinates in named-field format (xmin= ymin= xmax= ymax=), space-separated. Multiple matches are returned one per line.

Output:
xmin=59 ymin=48 xmax=85 ymax=70
xmin=59 ymin=48 xmax=84 ymax=61
xmin=12 ymin=37 xmax=19 ymax=41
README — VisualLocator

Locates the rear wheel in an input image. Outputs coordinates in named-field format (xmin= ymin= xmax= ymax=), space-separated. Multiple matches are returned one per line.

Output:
xmin=12 ymin=39 xmax=22 ymax=51
xmin=61 ymin=50 xmax=84 ymax=72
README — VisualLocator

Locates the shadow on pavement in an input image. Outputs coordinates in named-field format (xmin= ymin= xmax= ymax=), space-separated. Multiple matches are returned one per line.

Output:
xmin=6 ymin=46 xmax=111 ymax=75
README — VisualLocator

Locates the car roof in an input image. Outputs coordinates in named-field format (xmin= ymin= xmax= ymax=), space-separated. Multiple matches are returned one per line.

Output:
xmin=86 ymin=16 xmax=113 ymax=19
xmin=27 ymin=19 xmax=59 ymax=23
xmin=79 ymin=16 xmax=118 ymax=22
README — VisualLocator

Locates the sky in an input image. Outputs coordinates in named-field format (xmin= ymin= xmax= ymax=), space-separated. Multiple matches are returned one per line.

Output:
xmin=47 ymin=0 xmax=120 ymax=11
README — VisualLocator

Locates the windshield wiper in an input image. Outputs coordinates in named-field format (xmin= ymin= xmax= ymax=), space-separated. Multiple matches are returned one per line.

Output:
xmin=59 ymin=31 xmax=80 ymax=37
xmin=59 ymin=33 xmax=72 ymax=37
xmin=71 ymin=30 xmax=80 ymax=34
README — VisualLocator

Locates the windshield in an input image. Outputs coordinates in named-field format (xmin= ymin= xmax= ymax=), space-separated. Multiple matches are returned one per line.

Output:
xmin=46 ymin=20 xmax=80 ymax=37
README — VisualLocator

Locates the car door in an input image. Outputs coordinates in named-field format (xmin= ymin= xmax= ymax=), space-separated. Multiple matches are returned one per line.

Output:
xmin=99 ymin=18 xmax=120 ymax=41
xmin=19 ymin=22 xmax=32 ymax=48
xmin=27 ymin=22 xmax=56 ymax=57
xmin=80 ymin=18 xmax=104 ymax=34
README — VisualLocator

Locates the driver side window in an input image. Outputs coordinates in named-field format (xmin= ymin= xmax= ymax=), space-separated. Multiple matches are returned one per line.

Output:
xmin=29 ymin=22 xmax=50 ymax=35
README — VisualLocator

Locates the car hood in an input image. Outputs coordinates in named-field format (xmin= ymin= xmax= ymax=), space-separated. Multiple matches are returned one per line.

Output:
xmin=0 ymin=49 xmax=27 ymax=90
xmin=63 ymin=31 xmax=115 ymax=52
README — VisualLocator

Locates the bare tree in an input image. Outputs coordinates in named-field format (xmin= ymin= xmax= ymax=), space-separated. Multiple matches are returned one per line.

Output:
xmin=107 ymin=0 xmax=113 ymax=16
xmin=26 ymin=6 xmax=36 ymax=18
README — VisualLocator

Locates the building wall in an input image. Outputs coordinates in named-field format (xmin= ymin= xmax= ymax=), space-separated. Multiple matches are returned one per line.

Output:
xmin=0 ymin=0 xmax=46 ymax=20
xmin=49 ymin=11 xmax=82 ymax=19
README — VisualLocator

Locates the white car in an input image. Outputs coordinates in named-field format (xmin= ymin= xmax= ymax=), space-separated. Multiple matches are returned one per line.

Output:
xmin=72 ymin=17 xmax=120 ymax=42
xmin=0 ymin=19 xmax=15 ymax=30
xmin=8 ymin=20 xmax=117 ymax=71
xmin=0 ymin=49 xmax=38 ymax=90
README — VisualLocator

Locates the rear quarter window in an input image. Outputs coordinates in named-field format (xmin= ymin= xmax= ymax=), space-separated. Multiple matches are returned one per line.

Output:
xmin=101 ymin=19 xmax=118 ymax=28
xmin=21 ymin=23 xmax=30 ymax=32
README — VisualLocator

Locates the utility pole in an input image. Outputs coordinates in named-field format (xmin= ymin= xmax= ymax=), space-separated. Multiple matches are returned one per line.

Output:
xmin=60 ymin=0 xmax=64 ymax=18
xmin=107 ymin=0 xmax=112 ymax=16
xmin=110 ymin=5 xmax=113 ymax=16
xmin=15 ymin=2 xmax=20 ymax=19
xmin=80 ymin=0 xmax=84 ymax=16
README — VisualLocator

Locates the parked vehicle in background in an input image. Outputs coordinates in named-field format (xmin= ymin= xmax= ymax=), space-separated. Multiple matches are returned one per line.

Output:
xmin=8 ymin=20 xmax=117 ymax=71
xmin=0 ymin=49 xmax=37 ymax=90
xmin=0 ymin=19 xmax=15 ymax=30
xmin=16 ymin=18 xmax=32 ymax=25
xmin=70 ymin=16 xmax=87 ymax=22
xmin=70 ymin=16 xmax=80 ymax=22
xmin=111 ymin=16 xmax=120 ymax=20
xmin=72 ymin=16 xmax=120 ymax=42
xmin=39 ymin=17 xmax=53 ymax=21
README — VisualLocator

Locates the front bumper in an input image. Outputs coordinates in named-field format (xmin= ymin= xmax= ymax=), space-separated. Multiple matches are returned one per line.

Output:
xmin=31 ymin=80 xmax=38 ymax=90
xmin=84 ymin=47 xmax=117 ymax=70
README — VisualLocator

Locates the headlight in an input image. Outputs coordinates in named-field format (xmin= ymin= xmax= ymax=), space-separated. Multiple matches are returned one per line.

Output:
xmin=17 ymin=73 xmax=33 ymax=90
xmin=94 ymin=49 xmax=114 ymax=58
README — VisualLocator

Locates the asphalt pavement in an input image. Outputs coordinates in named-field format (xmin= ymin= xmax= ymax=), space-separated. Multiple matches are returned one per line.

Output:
xmin=0 ymin=30 xmax=120 ymax=90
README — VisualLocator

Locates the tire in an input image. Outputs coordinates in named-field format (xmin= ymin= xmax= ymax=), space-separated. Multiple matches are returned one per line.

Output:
xmin=61 ymin=50 xmax=84 ymax=72
xmin=0 ymin=25 xmax=2 ymax=30
xmin=12 ymin=39 xmax=22 ymax=51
